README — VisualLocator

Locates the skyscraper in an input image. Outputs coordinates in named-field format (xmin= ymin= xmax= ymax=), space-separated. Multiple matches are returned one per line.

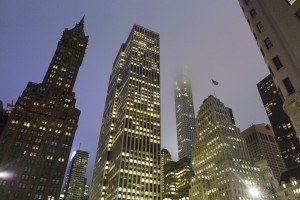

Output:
xmin=90 ymin=25 xmax=160 ymax=200
xmin=190 ymin=95 xmax=271 ymax=199
xmin=0 ymin=18 xmax=88 ymax=200
xmin=163 ymin=157 xmax=193 ymax=200
xmin=238 ymin=0 xmax=300 ymax=139
xmin=64 ymin=150 xmax=89 ymax=200
xmin=257 ymin=74 xmax=300 ymax=169
xmin=174 ymin=72 xmax=196 ymax=159
xmin=160 ymin=148 xmax=172 ymax=197
xmin=241 ymin=123 xmax=287 ymax=181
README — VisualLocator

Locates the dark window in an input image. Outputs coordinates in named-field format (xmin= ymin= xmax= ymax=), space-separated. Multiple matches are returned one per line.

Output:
xmin=253 ymin=32 xmax=257 ymax=40
xmin=250 ymin=9 xmax=257 ymax=18
xmin=256 ymin=22 xmax=264 ymax=33
xmin=268 ymin=66 xmax=273 ymax=76
xmin=283 ymin=77 xmax=295 ymax=95
xmin=244 ymin=0 xmax=250 ymax=5
xmin=296 ymin=10 xmax=300 ymax=19
xmin=272 ymin=56 xmax=283 ymax=70
xmin=264 ymin=37 xmax=272 ymax=49
xmin=260 ymin=47 xmax=265 ymax=57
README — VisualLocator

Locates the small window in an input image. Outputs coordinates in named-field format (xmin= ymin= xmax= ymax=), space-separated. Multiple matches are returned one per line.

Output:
xmin=283 ymin=77 xmax=296 ymax=95
xmin=253 ymin=32 xmax=257 ymax=40
xmin=287 ymin=0 xmax=297 ymax=5
xmin=296 ymin=10 xmax=300 ymax=19
xmin=256 ymin=22 xmax=264 ymax=33
xmin=260 ymin=48 xmax=265 ymax=57
xmin=272 ymin=56 xmax=283 ymax=70
xmin=268 ymin=66 xmax=273 ymax=76
xmin=244 ymin=0 xmax=250 ymax=5
xmin=250 ymin=9 xmax=257 ymax=18
xmin=264 ymin=37 xmax=273 ymax=49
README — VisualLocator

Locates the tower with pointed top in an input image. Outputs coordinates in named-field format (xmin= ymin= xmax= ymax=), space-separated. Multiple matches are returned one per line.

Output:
xmin=174 ymin=72 xmax=196 ymax=159
xmin=0 ymin=18 xmax=88 ymax=200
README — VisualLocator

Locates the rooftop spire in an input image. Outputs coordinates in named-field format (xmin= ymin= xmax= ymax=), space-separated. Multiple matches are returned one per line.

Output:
xmin=78 ymin=15 xmax=85 ymax=26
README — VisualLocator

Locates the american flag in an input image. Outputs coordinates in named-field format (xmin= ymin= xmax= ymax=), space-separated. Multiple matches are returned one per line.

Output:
xmin=212 ymin=79 xmax=219 ymax=85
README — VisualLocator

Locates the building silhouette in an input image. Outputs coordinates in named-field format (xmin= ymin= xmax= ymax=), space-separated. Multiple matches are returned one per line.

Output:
xmin=238 ymin=0 xmax=300 ymax=139
xmin=190 ymin=95 xmax=271 ymax=199
xmin=64 ymin=150 xmax=89 ymax=200
xmin=0 ymin=100 xmax=9 ymax=137
xmin=174 ymin=72 xmax=196 ymax=159
xmin=90 ymin=25 xmax=161 ymax=200
xmin=0 ymin=18 xmax=88 ymax=200
xmin=241 ymin=123 xmax=287 ymax=181
xmin=257 ymin=74 xmax=300 ymax=169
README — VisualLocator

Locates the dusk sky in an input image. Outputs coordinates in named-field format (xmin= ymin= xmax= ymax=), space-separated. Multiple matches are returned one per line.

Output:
xmin=1 ymin=0 xmax=270 ymax=183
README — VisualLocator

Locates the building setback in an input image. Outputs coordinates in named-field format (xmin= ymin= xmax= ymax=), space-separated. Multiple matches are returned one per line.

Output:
xmin=191 ymin=95 xmax=272 ymax=200
xmin=241 ymin=123 xmax=287 ymax=181
xmin=90 ymin=25 xmax=161 ymax=200
xmin=64 ymin=150 xmax=89 ymax=200
xmin=0 ymin=18 xmax=88 ymax=200
xmin=238 ymin=0 xmax=300 ymax=139
xmin=257 ymin=74 xmax=300 ymax=169
xmin=174 ymin=72 xmax=196 ymax=159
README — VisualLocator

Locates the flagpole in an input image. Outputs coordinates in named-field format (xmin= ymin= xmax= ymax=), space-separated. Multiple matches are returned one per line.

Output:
xmin=212 ymin=80 xmax=216 ymax=97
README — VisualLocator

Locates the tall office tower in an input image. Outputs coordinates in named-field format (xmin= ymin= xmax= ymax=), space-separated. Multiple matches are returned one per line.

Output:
xmin=90 ymin=25 xmax=160 ymax=200
xmin=238 ymin=0 xmax=300 ymax=139
xmin=0 ymin=18 xmax=88 ymax=200
xmin=241 ymin=123 xmax=287 ymax=181
xmin=258 ymin=74 xmax=300 ymax=169
xmin=190 ymin=95 xmax=271 ymax=200
xmin=64 ymin=150 xmax=89 ymax=200
xmin=174 ymin=72 xmax=196 ymax=159
xmin=160 ymin=148 xmax=172 ymax=197
xmin=163 ymin=157 xmax=193 ymax=200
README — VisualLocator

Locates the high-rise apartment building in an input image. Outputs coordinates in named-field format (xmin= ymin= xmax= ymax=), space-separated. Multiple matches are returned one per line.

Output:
xmin=0 ymin=18 xmax=88 ymax=200
xmin=241 ymin=123 xmax=287 ymax=180
xmin=190 ymin=95 xmax=271 ymax=199
xmin=174 ymin=72 xmax=196 ymax=159
xmin=90 ymin=25 xmax=160 ymax=200
xmin=238 ymin=0 xmax=300 ymax=139
xmin=163 ymin=157 xmax=193 ymax=200
xmin=64 ymin=150 xmax=89 ymax=200
xmin=257 ymin=74 xmax=300 ymax=169
xmin=161 ymin=148 xmax=172 ymax=197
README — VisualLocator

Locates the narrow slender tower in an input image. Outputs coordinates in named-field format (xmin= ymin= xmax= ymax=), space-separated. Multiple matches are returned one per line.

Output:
xmin=174 ymin=72 xmax=196 ymax=159
xmin=90 ymin=25 xmax=160 ymax=200
xmin=64 ymin=150 xmax=89 ymax=200
xmin=0 ymin=18 xmax=88 ymax=200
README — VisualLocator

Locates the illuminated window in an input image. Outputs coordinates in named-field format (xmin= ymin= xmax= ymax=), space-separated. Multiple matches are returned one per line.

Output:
xmin=287 ymin=0 xmax=297 ymax=5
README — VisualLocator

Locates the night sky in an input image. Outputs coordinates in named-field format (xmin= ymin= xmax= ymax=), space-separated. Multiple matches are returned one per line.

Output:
xmin=1 ymin=0 xmax=270 ymax=183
